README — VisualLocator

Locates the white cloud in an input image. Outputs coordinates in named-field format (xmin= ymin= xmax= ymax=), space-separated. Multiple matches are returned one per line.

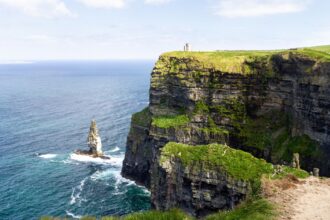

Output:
xmin=214 ymin=0 xmax=311 ymax=18
xmin=144 ymin=0 xmax=172 ymax=5
xmin=77 ymin=0 xmax=125 ymax=9
xmin=26 ymin=34 xmax=57 ymax=43
xmin=0 ymin=0 xmax=74 ymax=18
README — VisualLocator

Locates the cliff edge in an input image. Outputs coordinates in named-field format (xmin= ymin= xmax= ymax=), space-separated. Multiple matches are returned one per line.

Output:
xmin=121 ymin=46 xmax=330 ymax=216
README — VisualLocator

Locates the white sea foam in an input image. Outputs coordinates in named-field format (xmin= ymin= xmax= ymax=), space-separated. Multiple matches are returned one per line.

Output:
xmin=112 ymin=190 xmax=127 ymax=195
xmin=70 ymin=153 xmax=123 ymax=166
xmin=90 ymin=169 xmax=135 ymax=191
xmin=39 ymin=154 xmax=57 ymax=159
xmin=109 ymin=146 xmax=120 ymax=153
xmin=90 ymin=169 xmax=113 ymax=181
xmin=49 ymin=158 xmax=79 ymax=165
xmin=111 ymin=170 xmax=137 ymax=191
xmin=142 ymin=188 xmax=151 ymax=195
xmin=70 ymin=177 xmax=87 ymax=205
xmin=62 ymin=159 xmax=79 ymax=165
xmin=65 ymin=210 xmax=81 ymax=219
xmin=109 ymin=170 xmax=151 ymax=194
xmin=115 ymin=174 xmax=151 ymax=195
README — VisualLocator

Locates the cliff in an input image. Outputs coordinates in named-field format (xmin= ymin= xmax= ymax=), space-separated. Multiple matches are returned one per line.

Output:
xmin=121 ymin=47 xmax=330 ymax=215
xmin=151 ymin=142 xmax=307 ymax=217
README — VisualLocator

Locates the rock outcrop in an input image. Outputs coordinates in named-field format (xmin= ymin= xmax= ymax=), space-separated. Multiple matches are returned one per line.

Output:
xmin=151 ymin=142 xmax=278 ymax=217
xmin=75 ymin=120 xmax=109 ymax=158
xmin=122 ymin=48 xmax=330 ymax=215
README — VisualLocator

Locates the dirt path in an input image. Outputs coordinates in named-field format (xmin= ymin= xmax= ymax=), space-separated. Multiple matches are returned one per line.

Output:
xmin=264 ymin=176 xmax=330 ymax=220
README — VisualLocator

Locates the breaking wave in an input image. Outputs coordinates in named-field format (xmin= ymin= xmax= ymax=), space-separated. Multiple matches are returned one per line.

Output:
xmin=90 ymin=169 xmax=137 ymax=192
xmin=70 ymin=177 xmax=87 ymax=205
xmin=38 ymin=154 xmax=57 ymax=159
xmin=109 ymin=146 xmax=120 ymax=153
xmin=65 ymin=210 xmax=82 ymax=219
xmin=90 ymin=169 xmax=113 ymax=181
xmin=69 ymin=153 xmax=123 ymax=166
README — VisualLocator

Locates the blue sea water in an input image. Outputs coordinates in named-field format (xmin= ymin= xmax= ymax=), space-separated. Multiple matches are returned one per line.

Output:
xmin=0 ymin=61 xmax=154 ymax=219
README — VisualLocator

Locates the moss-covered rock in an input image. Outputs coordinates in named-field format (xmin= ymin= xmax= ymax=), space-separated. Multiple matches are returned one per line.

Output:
xmin=131 ymin=107 xmax=151 ymax=128
xmin=160 ymin=143 xmax=274 ymax=181
xmin=152 ymin=114 xmax=189 ymax=128
xmin=152 ymin=142 xmax=307 ymax=217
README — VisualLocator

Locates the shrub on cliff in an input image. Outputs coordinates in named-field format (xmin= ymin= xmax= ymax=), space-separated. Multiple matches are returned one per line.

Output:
xmin=205 ymin=199 xmax=276 ymax=220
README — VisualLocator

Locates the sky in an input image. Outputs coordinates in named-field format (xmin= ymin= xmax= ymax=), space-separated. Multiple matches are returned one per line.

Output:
xmin=0 ymin=0 xmax=329 ymax=61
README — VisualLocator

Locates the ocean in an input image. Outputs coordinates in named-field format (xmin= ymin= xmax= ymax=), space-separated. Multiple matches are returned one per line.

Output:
xmin=0 ymin=61 xmax=154 ymax=219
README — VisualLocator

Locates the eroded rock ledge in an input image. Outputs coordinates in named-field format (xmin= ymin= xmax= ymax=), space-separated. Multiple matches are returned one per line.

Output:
xmin=150 ymin=142 xmax=308 ymax=217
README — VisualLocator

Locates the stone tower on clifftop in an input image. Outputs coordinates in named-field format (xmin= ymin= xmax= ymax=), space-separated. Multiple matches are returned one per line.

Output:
xmin=184 ymin=43 xmax=191 ymax=51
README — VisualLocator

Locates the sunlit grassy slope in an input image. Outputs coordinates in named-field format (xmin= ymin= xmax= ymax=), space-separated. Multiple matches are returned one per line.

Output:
xmin=155 ymin=45 xmax=329 ymax=76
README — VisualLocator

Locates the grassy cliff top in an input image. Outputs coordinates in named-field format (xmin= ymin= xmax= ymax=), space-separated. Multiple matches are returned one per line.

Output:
xmin=156 ymin=45 xmax=330 ymax=75
xmin=308 ymin=45 xmax=330 ymax=53
xmin=161 ymin=142 xmax=308 ymax=181
xmin=162 ymin=45 xmax=330 ymax=62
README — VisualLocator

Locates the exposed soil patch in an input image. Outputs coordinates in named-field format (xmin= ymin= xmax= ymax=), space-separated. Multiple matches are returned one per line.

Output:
xmin=263 ymin=176 xmax=330 ymax=220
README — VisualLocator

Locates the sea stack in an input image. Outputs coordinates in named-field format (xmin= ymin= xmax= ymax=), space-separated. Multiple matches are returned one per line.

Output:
xmin=87 ymin=120 xmax=103 ymax=156
xmin=75 ymin=120 xmax=109 ymax=158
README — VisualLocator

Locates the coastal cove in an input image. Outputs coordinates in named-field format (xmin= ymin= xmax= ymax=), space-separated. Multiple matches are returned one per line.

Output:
xmin=0 ymin=61 xmax=153 ymax=219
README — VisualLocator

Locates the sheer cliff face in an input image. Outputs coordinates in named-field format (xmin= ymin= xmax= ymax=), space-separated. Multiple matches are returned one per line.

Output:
xmin=122 ymin=50 xmax=330 ymax=189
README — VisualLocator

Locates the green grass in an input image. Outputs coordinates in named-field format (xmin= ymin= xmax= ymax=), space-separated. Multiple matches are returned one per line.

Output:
xmin=296 ymin=48 xmax=330 ymax=62
xmin=101 ymin=217 xmax=118 ymax=220
xmin=41 ymin=209 xmax=192 ymax=220
xmin=208 ymin=99 xmax=321 ymax=164
xmin=194 ymin=101 xmax=210 ymax=114
xmin=273 ymin=166 xmax=309 ymax=179
xmin=119 ymin=209 xmax=193 ymax=220
xmin=272 ymin=128 xmax=320 ymax=163
xmin=161 ymin=142 xmax=274 ymax=181
xmin=160 ymin=50 xmax=278 ymax=75
xmin=157 ymin=45 xmax=330 ymax=75
xmin=81 ymin=217 xmax=97 ymax=220
xmin=238 ymin=111 xmax=288 ymax=151
xmin=161 ymin=142 xmax=309 ymax=184
xmin=40 ymin=217 xmax=68 ymax=220
xmin=88 ymin=209 xmax=192 ymax=220
xmin=306 ymin=45 xmax=330 ymax=53
xmin=131 ymin=107 xmax=151 ymax=127
xmin=41 ymin=201 xmax=275 ymax=220
xmin=152 ymin=114 xmax=189 ymax=128
xmin=205 ymin=199 xmax=276 ymax=220
xmin=191 ymin=98 xmax=320 ymax=173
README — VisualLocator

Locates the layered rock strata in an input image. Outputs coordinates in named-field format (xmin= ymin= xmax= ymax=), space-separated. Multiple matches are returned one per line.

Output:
xmin=122 ymin=49 xmax=330 ymax=213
